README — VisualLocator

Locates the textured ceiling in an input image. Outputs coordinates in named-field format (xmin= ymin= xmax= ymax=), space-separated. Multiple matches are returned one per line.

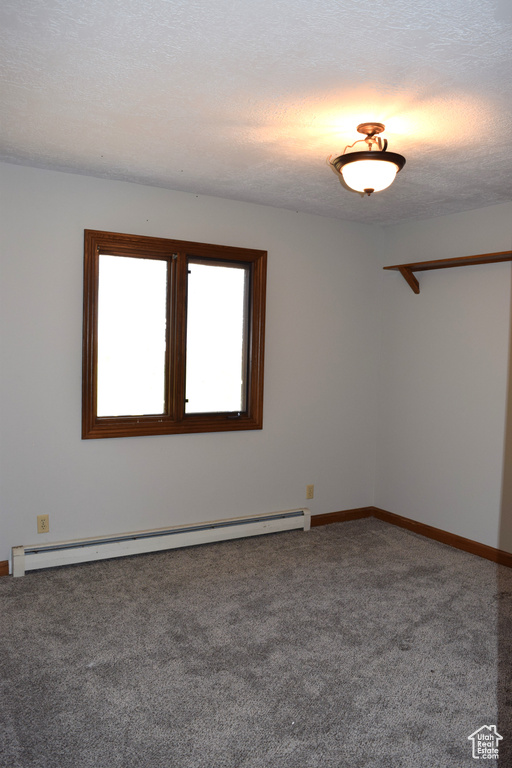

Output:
xmin=1 ymin=0 xmax=512 ymax=224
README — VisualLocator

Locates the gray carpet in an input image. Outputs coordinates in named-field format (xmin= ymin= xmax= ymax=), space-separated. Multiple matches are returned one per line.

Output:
xmin=1 ymin=518 xmax=511 ymax=767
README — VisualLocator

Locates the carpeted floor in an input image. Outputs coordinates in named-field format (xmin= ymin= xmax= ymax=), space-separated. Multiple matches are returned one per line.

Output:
xmin=1 ymin=518 xmax=511 ymax=767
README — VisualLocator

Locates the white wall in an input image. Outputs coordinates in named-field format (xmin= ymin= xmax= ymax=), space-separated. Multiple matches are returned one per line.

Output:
xmin=2 ymin=163 xmax=511 ymax=568
xmin=0 ymin=163 xmax=383 ymax=565
xmin=376 ymin=203 xmax=512 ymax=549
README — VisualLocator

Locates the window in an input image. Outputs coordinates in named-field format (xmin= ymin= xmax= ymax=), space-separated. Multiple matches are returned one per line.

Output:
xmin=82 ymin=230 xmax=267 ymax=438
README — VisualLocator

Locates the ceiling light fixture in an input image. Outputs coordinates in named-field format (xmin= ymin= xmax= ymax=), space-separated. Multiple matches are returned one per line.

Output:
xmin=329 ymin=122 xmax=406 ymax=196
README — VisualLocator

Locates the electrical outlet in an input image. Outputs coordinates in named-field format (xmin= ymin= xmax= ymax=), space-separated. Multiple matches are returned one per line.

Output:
xmin=306 ymin=484 xmax=314 ymax=500
xmin=37 ymin=514 xmax=49 ymax=534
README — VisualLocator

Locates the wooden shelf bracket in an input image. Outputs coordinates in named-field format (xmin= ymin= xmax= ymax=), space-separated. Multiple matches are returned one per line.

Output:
xmin=397 ymin=266 xmax=420 ymax=294
xmin=384 ymin=250 xmax=512 ymax=294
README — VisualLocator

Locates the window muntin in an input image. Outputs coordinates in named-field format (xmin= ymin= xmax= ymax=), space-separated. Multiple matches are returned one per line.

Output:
xmin=82 ymin=230 xmax=266 ymax=438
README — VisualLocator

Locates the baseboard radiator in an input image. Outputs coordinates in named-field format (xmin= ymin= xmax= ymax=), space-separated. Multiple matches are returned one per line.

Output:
xmin=12 ymin=508 xmax=311 ymax=577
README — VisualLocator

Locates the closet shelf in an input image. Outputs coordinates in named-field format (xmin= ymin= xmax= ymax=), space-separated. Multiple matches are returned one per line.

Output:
xmin=383 ymin=250 xmax=512 ymax=294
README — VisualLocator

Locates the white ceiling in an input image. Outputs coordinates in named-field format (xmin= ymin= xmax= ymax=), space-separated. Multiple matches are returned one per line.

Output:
xmin=1 ymin=0 xmax=512 ymax=224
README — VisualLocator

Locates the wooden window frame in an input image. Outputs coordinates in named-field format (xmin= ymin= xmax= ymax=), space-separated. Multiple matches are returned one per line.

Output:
xmin=82 ymin=230 xmax=267 ymax=439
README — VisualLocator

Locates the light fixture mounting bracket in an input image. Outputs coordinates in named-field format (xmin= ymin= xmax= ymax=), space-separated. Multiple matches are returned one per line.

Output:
xmin=356 ymin=122 xmax=385 ymax=137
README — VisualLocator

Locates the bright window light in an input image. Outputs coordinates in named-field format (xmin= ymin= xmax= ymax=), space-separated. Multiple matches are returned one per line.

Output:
xmin=185 ymin=262 xmax=249 ymax=413
xmin=97 ymin=255 xmax=167 ymax=417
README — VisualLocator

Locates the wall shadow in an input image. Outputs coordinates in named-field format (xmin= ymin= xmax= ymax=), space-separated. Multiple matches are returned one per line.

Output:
xmin=497 ymin=267 xmax=512 ymax=763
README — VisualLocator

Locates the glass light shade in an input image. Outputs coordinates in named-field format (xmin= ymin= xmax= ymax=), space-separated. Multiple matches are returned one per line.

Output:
xmin=341 ymin=158 xmax=399 ymax=193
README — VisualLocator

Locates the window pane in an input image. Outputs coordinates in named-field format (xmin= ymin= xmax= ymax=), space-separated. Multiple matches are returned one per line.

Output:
xmin=185 ymin=262 xmax=249 ymax=413
xmin=97 ymin=255 xmax=167 ymax=417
